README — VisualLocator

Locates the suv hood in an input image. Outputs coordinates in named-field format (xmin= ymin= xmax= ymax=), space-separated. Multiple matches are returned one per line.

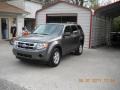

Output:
xmin=18 ymin=34 xmax=58 ymax=43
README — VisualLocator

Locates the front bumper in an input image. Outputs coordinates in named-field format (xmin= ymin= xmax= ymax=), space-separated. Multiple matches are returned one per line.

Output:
xmin=13 ymin=48 xmax=49 ymax=61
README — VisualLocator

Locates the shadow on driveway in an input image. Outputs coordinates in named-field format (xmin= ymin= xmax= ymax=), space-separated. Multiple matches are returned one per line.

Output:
xmin=0 ymin=78 xmax=27 ymax=90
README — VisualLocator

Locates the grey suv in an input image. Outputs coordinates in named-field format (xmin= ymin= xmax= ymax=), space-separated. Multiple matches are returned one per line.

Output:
xmin=13 ymin=24 xmax=84 ymax=67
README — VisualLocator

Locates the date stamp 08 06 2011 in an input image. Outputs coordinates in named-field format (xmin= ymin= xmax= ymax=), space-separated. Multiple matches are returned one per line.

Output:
xmin=79 ymin=78 xmax=117 ymax=84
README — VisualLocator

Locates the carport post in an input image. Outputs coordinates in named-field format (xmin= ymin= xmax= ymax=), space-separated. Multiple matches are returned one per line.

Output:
xmin=89 ymin=11 xmax=93 ymax=48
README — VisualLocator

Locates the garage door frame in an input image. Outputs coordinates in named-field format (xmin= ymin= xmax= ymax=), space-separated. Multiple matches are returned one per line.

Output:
xmin=46 ymin=13 xmax=78 ymax=24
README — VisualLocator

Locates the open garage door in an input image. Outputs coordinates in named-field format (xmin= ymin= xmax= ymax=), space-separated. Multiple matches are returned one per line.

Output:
xmin=46 ymin=13 xmax=77 ymax=23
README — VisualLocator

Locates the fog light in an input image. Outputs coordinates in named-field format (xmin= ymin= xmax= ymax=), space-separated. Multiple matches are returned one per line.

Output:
xmin=39 ymin=54 xmax=43 ymax=57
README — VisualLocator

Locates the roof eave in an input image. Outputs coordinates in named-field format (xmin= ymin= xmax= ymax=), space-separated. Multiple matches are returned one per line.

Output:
xmin=36 ymin=1 xmax=91 ymax=15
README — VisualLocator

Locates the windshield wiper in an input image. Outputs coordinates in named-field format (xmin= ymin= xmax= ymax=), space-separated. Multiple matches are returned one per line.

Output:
xmin=33 ymin=33 xmax=48 ymax=35
xmin=40 ymin=33 xmax=49 ymax=35
xmin=33 ymin=33 xmax=39 ymax=34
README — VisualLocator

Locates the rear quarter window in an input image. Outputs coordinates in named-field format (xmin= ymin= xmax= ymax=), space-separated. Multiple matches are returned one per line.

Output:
xmin=77 ymin=25 xmax=84 ymax=35
xmin=64 ymin=26 xmax=72 ymax=33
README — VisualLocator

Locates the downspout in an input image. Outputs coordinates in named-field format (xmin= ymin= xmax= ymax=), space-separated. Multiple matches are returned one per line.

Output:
xmin=89 ymin=11 xmax=93 ymax=48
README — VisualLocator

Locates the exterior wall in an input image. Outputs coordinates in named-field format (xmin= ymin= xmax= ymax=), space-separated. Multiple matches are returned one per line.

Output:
xmin=36 ymin=3 xmax=91 ymax=48
xmin=7 ymin=0 xmax=42 ymax=32
xmin=8 ymin=17 xmax=15 ymax=39
xmin=16 ymin=15 xmax=24 ymax=36
xmin=0 ymin=14 xmax=24 ymax=40
xmin=0 ymin=14 xmax=19 ymax=40
xmin=105 ymin=17 xmax=112 ymax=46
xmin=25 ymin=1 xmax=42 ymax=18
xmin=91 ymin=15 xmax=112 ymax=47
xmin=7 ymin=0 xmax=42 ymax=19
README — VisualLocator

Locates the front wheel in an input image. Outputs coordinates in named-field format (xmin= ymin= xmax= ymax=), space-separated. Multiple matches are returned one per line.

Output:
xmin=74 ymin=44 xmax=83 ymax=55
xmin=48 ymin=48 xmax=61 ymax=67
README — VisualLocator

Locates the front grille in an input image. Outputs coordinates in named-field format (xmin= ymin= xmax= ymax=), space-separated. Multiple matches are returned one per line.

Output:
xmin=17 ymin=42 xmax=36 ymax=49
xmin=17 ymin=53 xmax=32 ymax=58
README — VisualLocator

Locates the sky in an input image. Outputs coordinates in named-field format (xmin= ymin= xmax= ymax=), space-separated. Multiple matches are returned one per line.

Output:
xmin=99 ymin=0 xmax=119 ymax=6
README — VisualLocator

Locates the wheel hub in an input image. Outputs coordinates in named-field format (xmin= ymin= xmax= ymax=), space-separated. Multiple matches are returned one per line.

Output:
xmin=53 ymin=51 xmax=60 ymax=64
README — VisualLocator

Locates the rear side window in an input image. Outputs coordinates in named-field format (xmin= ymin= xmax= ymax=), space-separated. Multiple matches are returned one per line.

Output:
xmin=64 ymin=26 xmax=72 ymax=33
xmin=77 ymin=25 xmax=84 ymax=35
xmin=71 ymin=25 xmax=78 ymax=32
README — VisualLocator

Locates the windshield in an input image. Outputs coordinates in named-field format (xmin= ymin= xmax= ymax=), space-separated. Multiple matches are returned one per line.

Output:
xmin=33 ymin=24 xmax=64 ymax=35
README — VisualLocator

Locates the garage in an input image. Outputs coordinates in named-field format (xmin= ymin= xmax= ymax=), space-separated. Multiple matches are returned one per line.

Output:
xmin=46 ymin=14 xmax=77 ymax=23
xmin=91 ymin=1 xmax=120 ymax=48
xmin=36 ymin=1 xmax=92 ymax=48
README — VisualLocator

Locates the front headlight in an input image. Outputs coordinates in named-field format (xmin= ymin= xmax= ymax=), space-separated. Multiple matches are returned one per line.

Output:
xmin=36 ymin=43 xmax=48 ymax=50
xmin=13 ymin=41 xmax=19 ymax=46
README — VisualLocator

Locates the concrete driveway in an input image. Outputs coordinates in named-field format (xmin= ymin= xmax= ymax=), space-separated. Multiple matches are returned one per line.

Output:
xmin=0 ymin=40 xmax=120 ymax=90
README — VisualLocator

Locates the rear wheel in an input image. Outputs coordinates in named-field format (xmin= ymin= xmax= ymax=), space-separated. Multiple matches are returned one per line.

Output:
xmin=74 ymin=44 xmax=83 ymax=55
xmin=48 ymin=48 xmax=61 ymax=67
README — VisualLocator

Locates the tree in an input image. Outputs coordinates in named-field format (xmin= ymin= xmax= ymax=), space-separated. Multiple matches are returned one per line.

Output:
xmin=99 ymin=0 xmax=112 ymax=6
xmin=81 ymin=0 xmax=99 ymax=9
xmin=40 ymin=0 xmax=85 ymax=6
xmin=70 ymin=0 xmax=84 ymax=6
xmin=113 ymin=16 xmax=120 ymax=32
xmin=89 ymin=0 xmax=99 ymax=9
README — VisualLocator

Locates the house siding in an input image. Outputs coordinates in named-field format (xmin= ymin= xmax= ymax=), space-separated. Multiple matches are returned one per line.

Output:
xmin=25 ymin=1 xmax=42 ymax=18
xmin=16 ymin=15 xmax=24 ymax=36
xmin=36 ymin=3 xmax=91 ymax=48
xmin=7 ymin=0 xmax=42 ymax=19
xmin=7 ymin=0 xmax=25 ymax=10
xmin=91 ymin=15 xmax=112 ymax=47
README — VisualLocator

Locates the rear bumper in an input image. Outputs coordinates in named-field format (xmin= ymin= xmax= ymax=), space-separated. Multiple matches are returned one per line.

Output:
xmin=13 ymin=48 xmax=49 ymax=61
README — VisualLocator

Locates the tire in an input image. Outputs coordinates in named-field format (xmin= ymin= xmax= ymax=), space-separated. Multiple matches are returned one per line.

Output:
xmin=74 ymin=44 xmax=83 ymax=55
xmin=48 ymin=48 xmax=61 ymax=67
